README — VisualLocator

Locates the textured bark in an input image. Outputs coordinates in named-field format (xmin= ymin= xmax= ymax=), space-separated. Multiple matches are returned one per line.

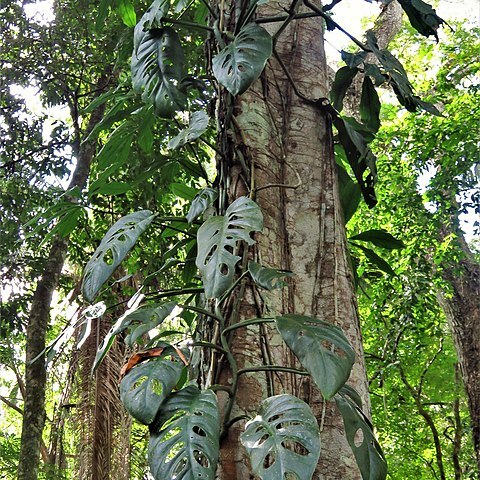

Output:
xmin=437 ymin=230 xmax=480 ymax=474
xmin=17 ymin=73 xmax=111 ymax=480
xmin=214 ymin=2 xmax=371 ymax=478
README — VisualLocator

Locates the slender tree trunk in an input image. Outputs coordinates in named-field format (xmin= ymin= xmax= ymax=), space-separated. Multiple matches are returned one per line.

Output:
xmin=437 ymin=228 xmax=480 ymax=474
xmin=213 ymin=2 xmax=370 ymax=478
xmin=17 ymin=73 xmax=110 ymax=480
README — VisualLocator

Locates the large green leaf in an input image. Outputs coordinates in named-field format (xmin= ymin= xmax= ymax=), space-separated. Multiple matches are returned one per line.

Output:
xmin=360 ymin=76 xmax=380 ymax=134
xmin=275 ymin=315 xmax=355 ymax=399
xmin=330 ymin=65 xmax=359 ymax=112
xmin=240 ymin=394 xmax=320 ymax=480
xmin=168 ymin=110 xmax=209 ymax=149
xmin=349 ymin=229 xmax=405 ymax=249
xmin=186 ymin=188 xmax=218 ymax=223
xmin=336 ymin=156 xmax=361 ymax=224
xmin=120 ymin=349 xmax=185 ymax=425
xmin=248 ymin=261 xmax=293 ymax=291
xmin=125 ymin=302 xmax=177 ymax=346
xmin=212 ymin=23 xmax=272 ymax=95
xmin=335 ymin=388 xmax=387 ymax=480
xmin=349 ymin=243 xmax=396 ymax=276
xmin=397 ymin=0 xmax=444 ymax=39
xmin=82 ymin=210 xmax=155 ymax=303
xmin=132 ymin=26 xmax=187 ymax=117
xmin=196 ymin=197 xmax=263 ymax=298
xmin=149 ymin=386 xmax=219 ymax=480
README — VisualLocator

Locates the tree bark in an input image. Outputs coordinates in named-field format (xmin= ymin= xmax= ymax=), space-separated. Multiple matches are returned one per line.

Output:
xmin=437 ymin=229 xmax=480 ymax=474
xmin=214 ymin=2 xmax=370 ymax=478
xmin=17 ymin=73 xmax=111 ymax=480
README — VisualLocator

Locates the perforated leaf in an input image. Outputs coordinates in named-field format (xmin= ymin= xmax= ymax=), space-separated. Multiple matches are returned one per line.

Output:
xmin=82 ymin=210 xmax=155 ymax=303
xmin=120 ymin=349 xmax=185 ymax=425
xmin=149 ymin=386 xmax=219 ymax=480
xmin=248 ymin=261 xmax=293 ymax=291
xmin=336 ymin=388 xmax=387 ymax=480
xmin=125 ymin=302 xmax=177 ymax=346
xmin=196 ymin=197 xmax=263 ymax=298
xmin=241 ymin=394 xmax=320 ymax=480
xmin=276 ymin=315 xmax=355 ymax=399
xmin=186 ymin=188 xmax=218 ymax=223
xmin=168 ymin=110 xmax=209 ymax=149
xmin=132 ymin=26 xmax=187 ymax=117
xmin=212 ymin=23 xmax=272 ymax=95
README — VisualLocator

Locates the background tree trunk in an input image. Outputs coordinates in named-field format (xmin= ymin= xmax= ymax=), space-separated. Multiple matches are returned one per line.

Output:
xmin=214 ymin=2 xmax=370 ymax=478
xmin=17 ymin=73 xmax=110 ymax=480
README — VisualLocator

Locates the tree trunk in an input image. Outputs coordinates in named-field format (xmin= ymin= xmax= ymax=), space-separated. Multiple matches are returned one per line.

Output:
xmin=214 ymin=2 xmax=370 ymax=478
xmin=17 ymin=73 xmax=110 ymax=480
xmin=437 ymin=229 xmax=480 ymax=474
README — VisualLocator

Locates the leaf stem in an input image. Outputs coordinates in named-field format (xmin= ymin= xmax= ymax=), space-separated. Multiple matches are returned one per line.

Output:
xmin=222 ymin=317 xmax=275 ymax=336
xmin=238 ymin=365 xmax=310 ymax=376
xmin=161 ymin=17 xmax=214 ymax=32
xmin=181 ymin=305 xmax=224 ymax=322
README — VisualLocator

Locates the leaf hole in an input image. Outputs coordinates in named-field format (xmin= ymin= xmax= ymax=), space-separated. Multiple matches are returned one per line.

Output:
xmin=132 ymin=375 xmax=148 ymax=390
xmin=237 ymin=64 xmax=246 ymax=72
xmin=150 ymin=378 xmax=163 ymax=396
xmin=321 ymin=339 xmax=333 ymax=350
xmin=281 ymin=440 xmax=309 ymax=456
xmin=102 ymin=249 xmax=114 ymax=265
xmin=263 ymin=452 xmax=276 ymax=469
xmin=192 ymin=425 xmax=207 ymax=437
xmin=170 ymin=453 xmax=186 ymax=470
xmin=257 ymin=433 xmax=269 ymax=446
xmin=193 ymin=450 xmax=209 ymax=468
xmin=219 ymin=263 xmax=229 ymax=275
xmin=353 ymin=427 xmax=364 ymax=448
xmin=117 ymin=234 xmax=127 ymax=242
xmin=193 ymin=410 xmax=203 ymax=416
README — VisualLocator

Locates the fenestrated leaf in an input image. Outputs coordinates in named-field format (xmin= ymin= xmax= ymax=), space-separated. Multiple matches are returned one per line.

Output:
xmin=397 ymin=0 xmax=444 ymax=39
xmin=186 ymin=188 xmax=218 ymax=223
xmin=349 ymin=242 xmax=396 ymax=276
xmin=331 ymin=65 xmax=359 ymax=112
xmin=82 ymin=210 xmax=155 ymax=303
xmin=196 ymin=197 xmax=263 ymax=298
xmin=248 ymin=261 xmax=293 ymax=290
xmin=168 ymin=110 xmax=209 ymax=149
xmin=241 ymin=394 xmax=320 ymax=480
xmin=149 ymin=385 xmax=219 ymax=480
xmin=124 ymin=302 xmax=177 ymax=346
xmin=275 ymin=315 xmax=355 ymax=399
xmin=360 ymin=76 xmax=380 ymax=133
xmin=132 ymin=26 xmax=187 ymax=117
xmin=120 ymin=349 xmax=185 ymax=425
xmin=336 ymin=387 xmax=387 ymax=480
xmin=212 ymin=23 xmax=272 ymax=95
xmin=350 ymin=229 xmax=405 ymax=249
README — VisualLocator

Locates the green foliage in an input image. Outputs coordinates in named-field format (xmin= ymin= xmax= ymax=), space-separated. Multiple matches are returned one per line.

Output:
xmin=149 ymin=386 xmax=219 ymax=480
xmin=82 ymin=210 xmax=156 ymax=303
xmin=212 ymin=23 xmax=272 ymax=96
xmin=195 ymin=196 xmax=263 ymax=298
xmin=241 ymin=394 xmax=321 ymax=480
xmin=120 ymin=348 xmax=185 ymax=425
xmin=276 ymin=315 xmax=355 ymax=400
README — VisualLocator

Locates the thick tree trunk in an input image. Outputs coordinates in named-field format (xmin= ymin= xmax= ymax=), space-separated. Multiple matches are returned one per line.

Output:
xmin=215 ymin=2 xmax=370 ymax=478
xmin=437 ymin=229 xmax=480 ymax=474
xmin=17 ymin=74 xmax=110 ymax=480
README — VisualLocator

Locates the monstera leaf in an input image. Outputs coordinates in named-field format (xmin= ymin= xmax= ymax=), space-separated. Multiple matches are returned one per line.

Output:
xmin=212 ymin=23 xmax=272 ymax=95
xmin=186 ymin=188 xmax=218 ymax=223
xmin=241 ymin=394 xmax=320 ymax=480
xmin=276 ymin=315 xmax=355 ymax=399
xmin=82 ymin=210 xmax=155 ymax=303
xmin=248 ymin=261 xmax=293 ymax=291
xmin=132 ymin=26 xmax=187 ymax=117
xmin=168 ymin=110 xmax=209 ymax=149
xmin=149 ymin=385 xmax=219 ymax=480
xmin=124 ymin=301 xmax=177 ymax=346
xmin=196 ymin=197 xmax=263 ymax=298
xmin=120 ymin=349 xmax=185 ymax=425
xmin=336 ymin=387 xmax=387 ymax=480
